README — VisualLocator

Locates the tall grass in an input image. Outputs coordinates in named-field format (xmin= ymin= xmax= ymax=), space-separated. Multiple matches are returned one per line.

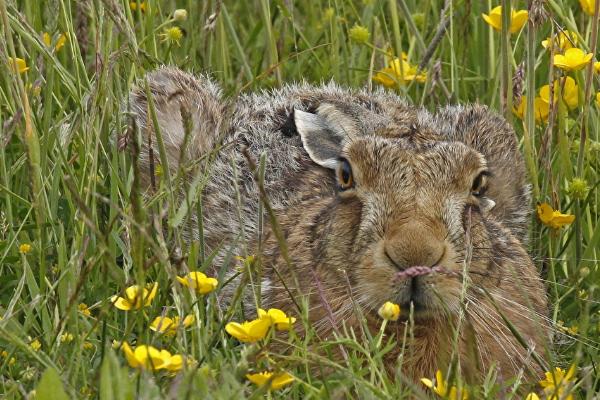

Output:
xmin=0 ymin=0 xmax=598 ymax=398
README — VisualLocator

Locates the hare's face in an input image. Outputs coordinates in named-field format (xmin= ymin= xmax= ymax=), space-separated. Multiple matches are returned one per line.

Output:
xmin=295 ymin=106 xmax=499 ymax=321
xmin=292 ymin=102 xmax=547 ymax=379
xmin=334 ymin=137 xmax=495 ymax=319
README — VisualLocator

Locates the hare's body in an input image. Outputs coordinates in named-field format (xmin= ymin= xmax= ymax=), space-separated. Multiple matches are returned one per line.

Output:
xmin=130 ymin=68 xmax=548 ymax=381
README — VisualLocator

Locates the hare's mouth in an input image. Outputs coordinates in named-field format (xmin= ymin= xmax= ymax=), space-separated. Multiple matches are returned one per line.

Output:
xmin=390 ymin=266 xmax=450 ymax=320
xmin=395 ymin=277 xmax=431 ymax=317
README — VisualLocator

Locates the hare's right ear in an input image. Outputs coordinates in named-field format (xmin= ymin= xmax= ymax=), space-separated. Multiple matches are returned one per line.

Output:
xmin=128 ymin=67 xmax=225 ymax=185
xmin=294 ymin=104 xmax=358 ymax=169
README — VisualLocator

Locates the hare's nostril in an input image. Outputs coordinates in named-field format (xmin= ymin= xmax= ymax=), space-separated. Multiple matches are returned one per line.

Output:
xmin=384 ymin=238 xmax=447 ymax=271
xmin=384 ymin=249 xmax=404 ymax=271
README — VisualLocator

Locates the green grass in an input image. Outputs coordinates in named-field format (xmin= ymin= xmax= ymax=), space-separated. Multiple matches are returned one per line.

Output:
xmin=0 ymin=0 xmax=599 ymax=398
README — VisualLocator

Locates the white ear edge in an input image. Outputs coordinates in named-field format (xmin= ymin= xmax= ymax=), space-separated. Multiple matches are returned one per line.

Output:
xmin=294 ymin=109 xmax=341 ymax=169
xmin=294 ymin=109 xmax=328 ymax=137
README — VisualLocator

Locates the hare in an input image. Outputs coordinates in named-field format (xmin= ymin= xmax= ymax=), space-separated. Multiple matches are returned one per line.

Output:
xmin=128 ymin=67 xmax=549 ymax=382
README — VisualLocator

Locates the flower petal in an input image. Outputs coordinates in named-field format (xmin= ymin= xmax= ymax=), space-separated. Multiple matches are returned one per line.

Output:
xmin=225 ymin=322 xmax=253 ymax=342
xmin=271 ymin=372 xmax=295 ymax=390
xmin=176 ymin=275 xmax=189 ymax=287
xmin=420 ymin=378 xmax=434 ymax=388
xmin=537 ymin=203 xmax=555 ymax=224
xmin=144 ymin=282 xmax=158 ymax=305
xmin=167 ymin=354 xmax=184 ymax=372
xmin=509 ymin=10 xmax=528 ymax=33
xmin=150 ymin=316 xmax=175 ymax=333
xmin=120 ymin=342 xmax=140 ymax=368
xmin=111 ymin=296 xmax=133 ymax=311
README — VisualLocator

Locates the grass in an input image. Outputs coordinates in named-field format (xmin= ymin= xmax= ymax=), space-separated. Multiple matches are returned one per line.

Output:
xmin=0 ymin=0 xmax=599 ymax=398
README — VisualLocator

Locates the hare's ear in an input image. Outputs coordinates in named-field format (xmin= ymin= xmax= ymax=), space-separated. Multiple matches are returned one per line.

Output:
xmin=128 ymin=67 xmax=226 ymax=186
xmin=294 ymin=104 xmax=358 ymax=169
xmin=434 ymin=104 xmax=530 ymax=243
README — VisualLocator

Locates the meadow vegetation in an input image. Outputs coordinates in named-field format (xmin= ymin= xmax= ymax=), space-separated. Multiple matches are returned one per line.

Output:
xmin=0 ymin=0 xmax=599 ymax=398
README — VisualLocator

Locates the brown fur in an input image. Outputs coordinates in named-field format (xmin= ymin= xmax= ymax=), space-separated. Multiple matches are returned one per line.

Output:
xmin=127 ymin=67 xmax=549 ymax=383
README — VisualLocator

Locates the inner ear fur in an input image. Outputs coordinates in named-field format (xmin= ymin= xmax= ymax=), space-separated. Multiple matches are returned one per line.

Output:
xmin=434 ymin=104 xmax=531 ymax=243
xmin=294 ymin=103 xmax=359 ymax=169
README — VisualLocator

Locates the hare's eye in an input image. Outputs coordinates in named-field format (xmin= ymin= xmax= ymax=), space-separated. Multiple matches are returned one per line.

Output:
xmin=471 ymin=171 xmax=489 ymax=197
xmin=336 ymin=158 xmax=354 ymax=190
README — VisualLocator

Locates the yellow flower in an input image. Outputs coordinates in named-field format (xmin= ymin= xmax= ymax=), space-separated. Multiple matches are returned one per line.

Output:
xmin=579 ymin=0 xmax=596 ymax=15
xmin=83 ymin=341 xmax=94 ymax=350
xmin=42 ymin=32 xmax=67 ymax=52
xmin=30 ymin=339 xmax=41 ymax=351
xmin=539 ymin=365 xmax=576 ymax=400
xmin=18 ymin=243 xmax=32 ymax=254
xmin=160 ymin=27 xmax=184 ymax=46
xmin=481 ymin=6 xmax=528 ymax=33
xmin=225 ymin=314 xmax=272 ymax=342
xmin=373 ymin=58 xmax=426 ymax=88
xmin=539 ymin=77 xmax=579 ymax=110
xmin=539 ymin=365 xmax=576 ymax=387
xmin=257 ymin=308 xmax=296 ymax=330
xmin=594 ymin=61 xmax=600 ymax=73
xmin=421 ymin=370 xmax=468 ymax=400
xmin=536 ymin=203 xmax=575 ymax=229
xmin=513 ymin=98 xmax=526 ymax=120
xmin=596 ymin=92 xmax=600 ymax=107
xmin=176 ymin=271 xmax=218 ymax=294
xmin=8 ymin=58 xmax=29 ymax=74
xmin=110 ymin=282 xmax=158 ymax=310
xmin=246 ymin=371 xmax=295 ymax=390
xmin=78 ymin=303 xmax=91 ymax=317
xmin=525 ymin=394 xmax=540 ymax=400
xmin=60 ymin=333 xmax=74 ymax=343
xmin=225 ymin=308 xmax=295 ymax=341
xmin=150 ymin=315 xmax=195 ymax=335
xmin=542 ymin=31 xmax=577 ymax=52
xmin=553 ymin=48 xmax=593 ymax=71
xmin=377 ymin=301 xmax=401 ymax=321
xmin=120 ymin=342 xmax=183 ymax=372
xmin=566 ymin=325 xmax=579 ymax=335
xmin=532 ymin=97 xmax=550 ymax=123
xmin=349 ymin=24 xmax=370 ymax=44
xmin=1 ymin=350 xmax=16 ymax=366
xmin=166 ymin=354 xmax=184 ymax=373
xmin=130 ymin=1 xmax=146 ymax=12
xmin=513 ymin=96 xmax=550 ymax=124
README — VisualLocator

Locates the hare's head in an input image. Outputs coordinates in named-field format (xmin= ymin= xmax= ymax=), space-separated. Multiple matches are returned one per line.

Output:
xmin=294 ymin=103 xmax=544 ymax=328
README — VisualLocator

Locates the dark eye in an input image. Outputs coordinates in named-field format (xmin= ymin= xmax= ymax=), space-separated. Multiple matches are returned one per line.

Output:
xmin=471 ymin=171 xmax=489 ymax=197
xmin=336 ymin=158 xmax=354 ymax=190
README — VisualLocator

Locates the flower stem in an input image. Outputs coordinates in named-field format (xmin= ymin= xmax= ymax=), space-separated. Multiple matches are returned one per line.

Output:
xmin=375 ymin=320 xmax=388 ymax=349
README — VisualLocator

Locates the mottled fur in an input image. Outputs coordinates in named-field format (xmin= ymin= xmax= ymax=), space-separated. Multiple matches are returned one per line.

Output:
xmin=128 ymin=67 xmax=548 ymax=382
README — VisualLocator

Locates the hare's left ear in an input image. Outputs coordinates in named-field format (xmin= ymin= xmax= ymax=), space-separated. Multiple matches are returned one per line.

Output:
xmin=294 ymin=103 xmax=359 ymax=169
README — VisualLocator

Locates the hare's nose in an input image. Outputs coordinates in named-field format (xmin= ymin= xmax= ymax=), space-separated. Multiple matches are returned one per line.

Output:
xmin=384 ymin=222 xmax=446 ymax=270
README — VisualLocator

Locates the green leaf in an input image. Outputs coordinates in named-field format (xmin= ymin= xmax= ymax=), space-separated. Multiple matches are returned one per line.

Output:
xmin=100 ymin=350 xmax=134 ymax=400
xmin=35 ymin=367 xmax=69 ymax=400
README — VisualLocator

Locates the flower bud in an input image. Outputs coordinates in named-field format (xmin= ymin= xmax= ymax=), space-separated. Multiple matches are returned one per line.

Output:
xmin=568 ymin=178 xmax=589 ymax=200
xmin=173 ymin=9 xmax=188 ymax=22
xmin=579 ymin=267 xmax=590 ymax=278
xmin=349 ymin=24 xmax=370 ymax=44
xmin=378 ymin=301 xmax=400 ymax=321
